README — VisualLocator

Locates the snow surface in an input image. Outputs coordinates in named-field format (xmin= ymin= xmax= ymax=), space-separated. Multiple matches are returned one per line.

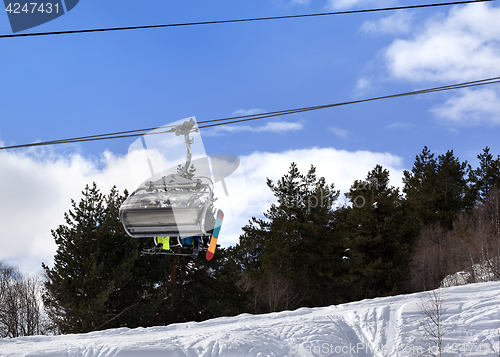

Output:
xmin=2 ymin=281 xmax=500 ymax=356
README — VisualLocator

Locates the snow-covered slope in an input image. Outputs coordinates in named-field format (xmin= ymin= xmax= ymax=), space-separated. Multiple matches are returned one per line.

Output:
xmin=2 ymin=281 xmax=500 ymax=357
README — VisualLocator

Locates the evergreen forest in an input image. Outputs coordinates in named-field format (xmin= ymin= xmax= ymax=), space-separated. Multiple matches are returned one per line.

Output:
xmin=2 ymin=146 xmax=500 ymax=336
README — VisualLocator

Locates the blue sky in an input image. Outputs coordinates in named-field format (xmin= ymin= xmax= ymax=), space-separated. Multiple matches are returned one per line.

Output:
xmin=1 ymin=0 xmax=500 ymax=274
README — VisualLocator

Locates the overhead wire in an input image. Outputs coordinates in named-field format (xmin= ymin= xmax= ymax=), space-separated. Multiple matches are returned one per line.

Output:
xmin=0 ymin=1 xmax=496 ymax=148
xmin=1 ymin=76 xmax=499 ymax=150
xmin=196 ymin=77 xmax=500 ymax=129
xmin=19 ymin=125 xmax=179 ymax=147
xmin=0 ymin=0 xmax=495 ymax=39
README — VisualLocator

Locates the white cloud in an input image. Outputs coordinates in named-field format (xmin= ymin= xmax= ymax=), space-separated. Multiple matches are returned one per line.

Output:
xmin=381 ymin=2 xmax=500 ymax=125
xmin=232 ymin=148 xmax=404 ymax=246
xmin=385 ymin=3 xmax=500 ymax=82
xmin=326 ymin=0 xmax=364 ymax=10
xmin=0 ymin=149 xmax=134 ymax=276
xmin=203 ymin=121 xmax=304 ymax=136
xmin=277 ymin=0 xmax=310 ymax=6
xmin=388 ymin=121 xmax=413 ymax=129
xmin=326 ymin=0 xmax=397 ymax=10
xmin=354 ymin=76 xmax=376 ymax=96
xmin=356 ymin=77 xmax=371 ymax=91
xmin=0 ymin=147 xmax=404 ymax=275
xmin=329 ymin=126 xmax=349 ymax=139
xmin=431 ymin=88 xmax=500 ymax=126
xmin=360 ymin=10 xmax=413 ymax=35
xmin=290 ymin=0 xmax=311 ymax=5
xmin=231 ymin=108 xmax=265 ymax=116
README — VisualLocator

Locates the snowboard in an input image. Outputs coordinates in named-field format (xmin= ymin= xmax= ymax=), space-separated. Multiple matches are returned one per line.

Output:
xmin=206 ymin=210 xmax=224 ymax=261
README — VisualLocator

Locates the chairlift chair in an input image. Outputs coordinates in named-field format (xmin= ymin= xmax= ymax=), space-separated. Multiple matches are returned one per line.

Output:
xmin=119 ymin=118 xmax=218 ymax=258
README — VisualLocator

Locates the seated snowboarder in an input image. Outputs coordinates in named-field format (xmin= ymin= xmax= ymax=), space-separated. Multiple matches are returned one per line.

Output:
xmin=181 ymin=236 xmax=194 ymax=247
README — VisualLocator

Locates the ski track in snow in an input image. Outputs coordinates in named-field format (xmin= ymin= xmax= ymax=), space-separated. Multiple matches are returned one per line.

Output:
xmin=2 ymin=281 xmax=500 ymax=356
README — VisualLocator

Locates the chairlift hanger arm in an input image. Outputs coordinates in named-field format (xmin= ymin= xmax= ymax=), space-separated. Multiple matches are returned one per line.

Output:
xmin=173 ymin=118 xmax=199 ymax=177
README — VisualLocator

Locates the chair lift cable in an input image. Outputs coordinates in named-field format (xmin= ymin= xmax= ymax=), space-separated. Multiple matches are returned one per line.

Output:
xmin=1 ymin=76 xmax=500 ymax=151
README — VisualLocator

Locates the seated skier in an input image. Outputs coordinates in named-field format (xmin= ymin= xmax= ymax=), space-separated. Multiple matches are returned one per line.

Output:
xmin=155 ymin=236 xmax=170 ymax=251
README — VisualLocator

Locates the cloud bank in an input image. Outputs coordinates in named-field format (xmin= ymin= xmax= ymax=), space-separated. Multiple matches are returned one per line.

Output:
xmin=0 ymin=147 xmax=404 ymax=275
xmin=203 ymin=121 xmax=304 ymax=136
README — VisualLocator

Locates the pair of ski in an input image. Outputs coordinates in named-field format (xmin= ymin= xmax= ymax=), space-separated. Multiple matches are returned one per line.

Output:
xmin=141 ymin=246 xmax=201 ymax=258
xmin=141 ymin=210 xmax=224 ymax=260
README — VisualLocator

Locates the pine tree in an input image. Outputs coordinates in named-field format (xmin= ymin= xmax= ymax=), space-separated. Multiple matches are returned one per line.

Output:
xmin=467 ymin=147 xmax=500 ymax=245
xmin=42 ymin=181 xmax=249 ymax=332
xmin=434 ymin=150 xmax=470 ymax=229
xmin=403 ymin=147 xmax=469 ymax=230
xmin=291 ymin=166 xmax=347 ymax=307
xmin=236 ymin=163 xmax=344 ymax=311
xmin=95 ymin=188 xmax=172 ymax=330
xmin=42 ymin=183 xmax=137 ymax=333
xmin=338 ymin=165 xmax=411 ymax=299
xmin=403 ymin=146 xmax=439 ymax=228
xmin=468 ymin=147 xmax=500 ymax=203
xmin=236 ymin=163 xmax=304 ymax=312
